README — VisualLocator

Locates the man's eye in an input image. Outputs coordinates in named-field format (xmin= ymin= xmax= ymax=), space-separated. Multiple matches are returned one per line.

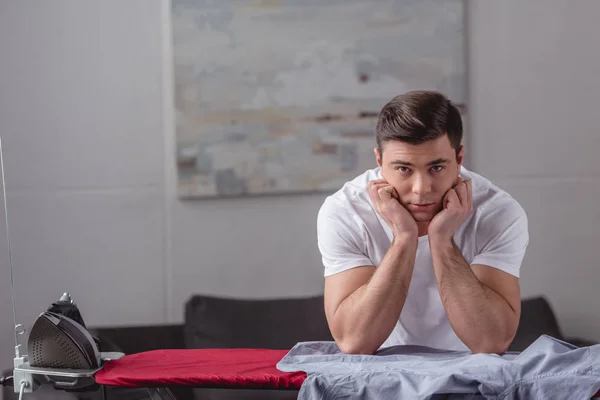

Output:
xmin=396 ymin=166 xmax=410 ymax=173
xmin=430 ymin=166 xmax=443 ymax=172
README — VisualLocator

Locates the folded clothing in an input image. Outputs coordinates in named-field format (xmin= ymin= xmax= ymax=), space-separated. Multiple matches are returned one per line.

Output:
xmin=277 ymin=335 xmax=600 ymax=400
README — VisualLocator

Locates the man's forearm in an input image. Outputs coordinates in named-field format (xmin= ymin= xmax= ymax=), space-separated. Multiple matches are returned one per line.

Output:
xmin=334 ymin=235 xmax=417 ymax=354
xmin=429 ymin=238 xmax=517 ymax=353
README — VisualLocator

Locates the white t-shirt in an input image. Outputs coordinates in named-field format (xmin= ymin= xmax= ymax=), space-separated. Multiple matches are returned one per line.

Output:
xmin=316 ymin=166 xmax=529 ymax=351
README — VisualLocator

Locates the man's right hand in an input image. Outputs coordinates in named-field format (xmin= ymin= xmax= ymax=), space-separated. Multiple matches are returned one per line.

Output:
xmin=367 ymin=179 xmax=418 ymax=239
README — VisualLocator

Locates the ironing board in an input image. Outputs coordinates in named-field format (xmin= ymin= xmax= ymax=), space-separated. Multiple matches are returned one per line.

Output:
xmin=95 ymin=348 xmax=600 ymax=398
xmin=95 ymin=348 xmax=304 ymax=390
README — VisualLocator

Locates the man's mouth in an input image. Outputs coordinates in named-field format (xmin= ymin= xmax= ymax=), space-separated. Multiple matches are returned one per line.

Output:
xmin=408 ymin=203 xmax=436 ymax=211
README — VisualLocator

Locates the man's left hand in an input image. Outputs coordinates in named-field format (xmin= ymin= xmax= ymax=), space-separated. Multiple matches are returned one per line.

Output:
xmin=428 ymin=177 xmax=472 ymax=242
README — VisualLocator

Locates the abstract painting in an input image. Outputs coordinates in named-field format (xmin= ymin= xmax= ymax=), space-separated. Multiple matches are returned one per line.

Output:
xmin=171 ymin=0 xmax=466 ymax=198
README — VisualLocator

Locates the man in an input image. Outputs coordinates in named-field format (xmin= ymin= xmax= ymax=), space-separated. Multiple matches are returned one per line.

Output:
xmin=317 ymin=90 xmax=529 ymax=355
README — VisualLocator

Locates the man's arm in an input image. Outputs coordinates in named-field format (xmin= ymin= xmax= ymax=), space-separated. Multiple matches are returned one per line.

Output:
xmin=429 ymin=237 xmax=520 ymax=354
xmin=319 ymin=179 xmax=419 ymax=355
xmin=428 ymin=178 xmax=528 ymax=354
xmin=324 ymin=235 xmax=417 ymax=355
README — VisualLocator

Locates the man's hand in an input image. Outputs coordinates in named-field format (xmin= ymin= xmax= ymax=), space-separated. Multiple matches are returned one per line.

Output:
xmin=368 ymin=179 xmax=418 ymax=239
xmin=429 ymin=177 xmax=473 ymax=242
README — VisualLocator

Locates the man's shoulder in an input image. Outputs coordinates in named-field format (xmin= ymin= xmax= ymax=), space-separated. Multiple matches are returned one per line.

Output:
xmin=460 ymin=168 xmax=529 ymax=272
xmin=464 ymin=167 xmax=527 ymax=223
xmin=318 ymin=168 xmax=380 ymax=220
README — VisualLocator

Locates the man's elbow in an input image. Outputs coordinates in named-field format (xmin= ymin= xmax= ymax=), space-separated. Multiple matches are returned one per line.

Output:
xmin=470 ymin=342 xmax=508 ymax=355
xmin=470 ymin=335 xmax=514 ymax=355
xmin=337 ymin=338 xmax=377 ymax=355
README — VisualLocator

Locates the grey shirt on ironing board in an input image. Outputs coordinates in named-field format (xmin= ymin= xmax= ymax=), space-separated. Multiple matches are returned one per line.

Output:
xmin=276 ymin=335 xmax=600 ymax=399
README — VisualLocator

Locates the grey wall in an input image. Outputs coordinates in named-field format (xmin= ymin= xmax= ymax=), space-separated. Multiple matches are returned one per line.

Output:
xmin=0 ymin=0 xmax=169 ymax=368
xmin=468 ymin=0 xmax=600 ymax=340
xmin=1 ymin=0 xmax=600 ymax=383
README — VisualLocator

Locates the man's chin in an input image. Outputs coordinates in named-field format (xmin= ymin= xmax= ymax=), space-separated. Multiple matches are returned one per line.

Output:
xmin=410 ymin=211 xmax=435 ymax=223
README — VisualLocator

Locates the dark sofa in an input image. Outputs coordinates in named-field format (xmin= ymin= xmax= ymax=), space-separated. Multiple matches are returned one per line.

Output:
xmin=2 ymin=295 xmax=596 ymax=400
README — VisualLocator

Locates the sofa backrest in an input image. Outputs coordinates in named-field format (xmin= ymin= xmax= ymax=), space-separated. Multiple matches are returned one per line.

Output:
xmin=509 ymin=296 xmax=564 ymax=351
xmin=184 ymin=294 xmax=333 ymax=349
xmin=184 ymin=294 xmax=570 ymax=352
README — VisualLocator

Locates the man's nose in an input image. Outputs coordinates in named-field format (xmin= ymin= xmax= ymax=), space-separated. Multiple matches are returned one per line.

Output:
xmin=412 ymin=174 xmax=432 ymax=196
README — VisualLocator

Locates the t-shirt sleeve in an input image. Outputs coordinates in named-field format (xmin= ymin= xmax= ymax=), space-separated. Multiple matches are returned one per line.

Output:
xmin=317 ymin=198 xmax=374 ymax=277
xmin=470 ymin=196 xmax=529 ymax=277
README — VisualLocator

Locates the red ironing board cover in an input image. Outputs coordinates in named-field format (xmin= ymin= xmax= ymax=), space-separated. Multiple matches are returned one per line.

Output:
xmin=95 ymin=348 xmax=600 ymax=398
xmin=94 ymin=348 xmax=306 ymax=389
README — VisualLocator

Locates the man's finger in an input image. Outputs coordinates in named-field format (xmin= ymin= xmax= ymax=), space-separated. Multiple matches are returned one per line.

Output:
xmin=367 ymin=182 xmax=381 ymax=204
xmin=369 ymin=181 xmax=393 ymax=205
xmin=455 ymin=181 xmax=468 ymax=207
xmin=368 ymin=180 xmax=387 ymax=194
xmin=378 ymin=185 xmax=395 ymax=201
xmin=466 ymin=180 xmax=472 ymax=211
xmin=442 ymin=188 xmax=452 ymax=207
xmin=371 ymin=182 xmax=391 ymax=191
xmin=371 ymin=183 xmax=389 ymax=197
xmin=371 ymin=182 xmax=388 ymax=189
xmin=368 ymin=179 xmax=388 ymax=187
xmin=445 ymin=188 xmax=461 ymax=209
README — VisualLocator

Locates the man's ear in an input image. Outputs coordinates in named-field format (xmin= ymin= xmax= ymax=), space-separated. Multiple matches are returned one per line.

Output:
xmin=456 ymin=145 xmax=464 ymax=167
xmin=374 ymin=147 xmax=382 ymax=167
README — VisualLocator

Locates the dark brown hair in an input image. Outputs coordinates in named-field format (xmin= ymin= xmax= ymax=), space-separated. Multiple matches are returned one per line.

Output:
xmin=376 ymin=90 xmax=463 ymax=157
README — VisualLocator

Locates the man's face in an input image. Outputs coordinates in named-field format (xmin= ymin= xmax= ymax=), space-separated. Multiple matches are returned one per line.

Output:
xmin=375 ymin=135 xmax=463 ymax=223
